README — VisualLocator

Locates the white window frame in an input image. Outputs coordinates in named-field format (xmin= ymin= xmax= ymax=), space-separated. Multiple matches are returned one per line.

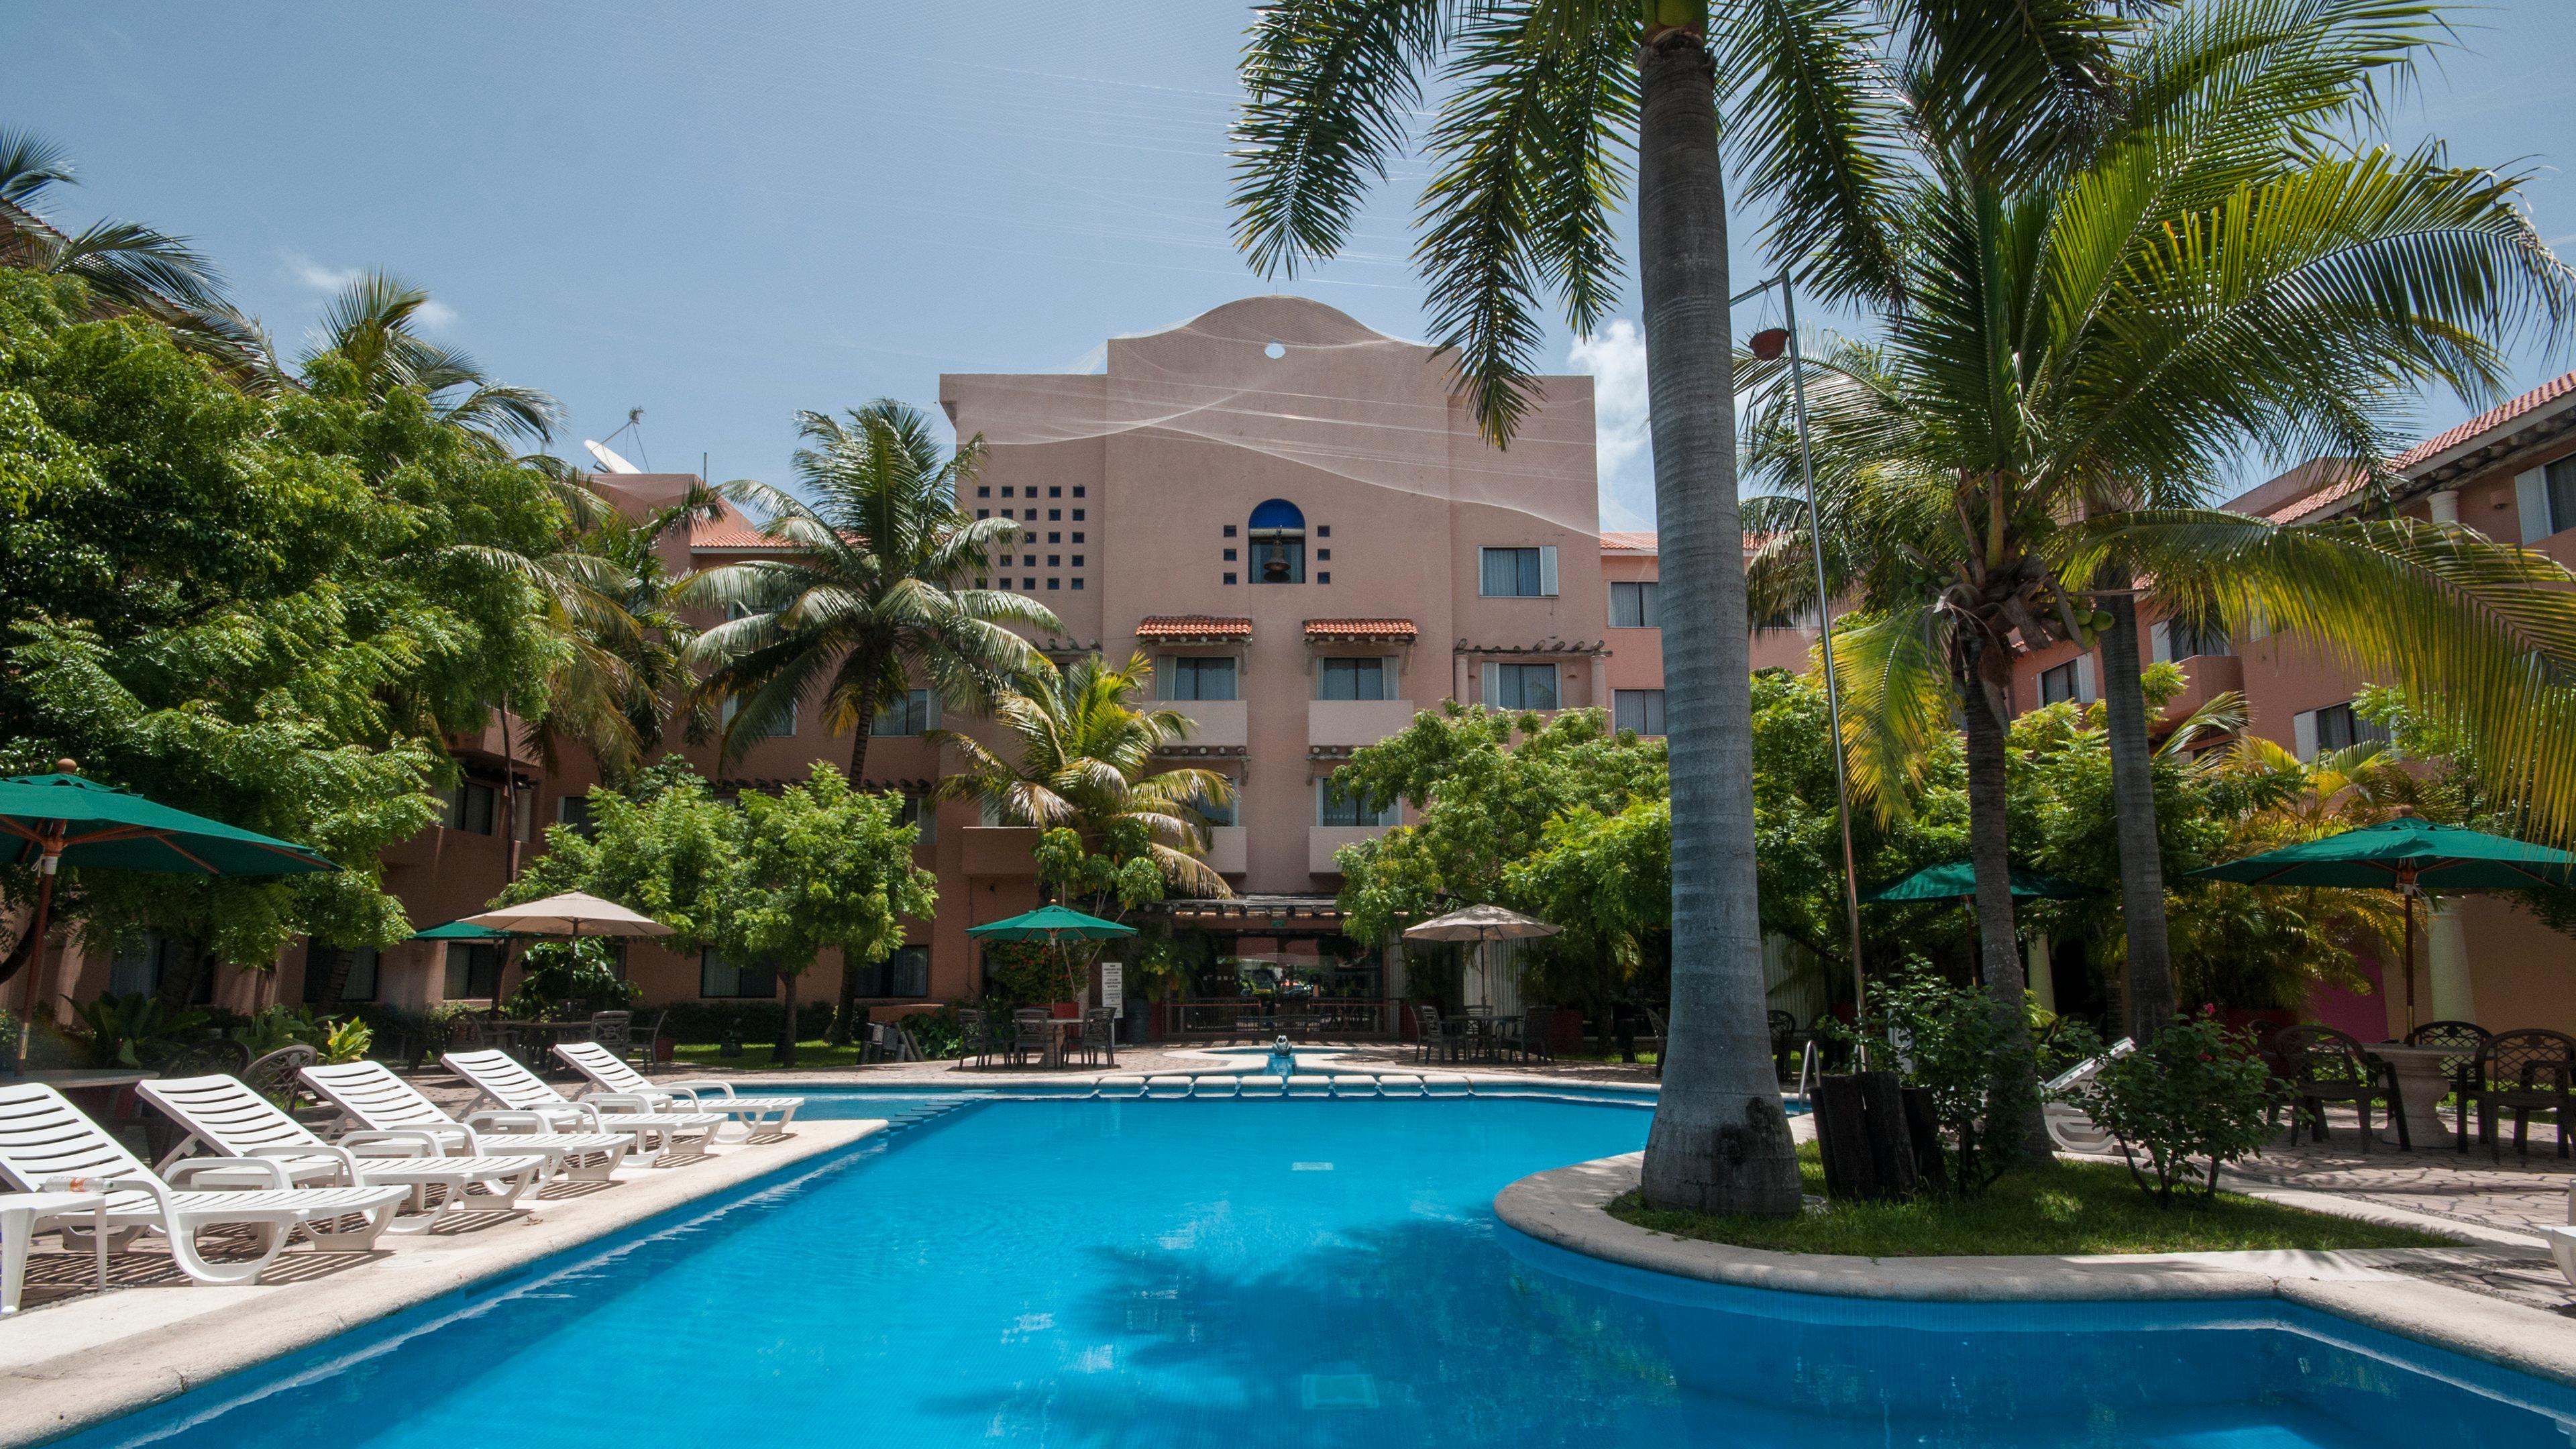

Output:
xmin=1479 ymin=545 xmax=1559 ymax=598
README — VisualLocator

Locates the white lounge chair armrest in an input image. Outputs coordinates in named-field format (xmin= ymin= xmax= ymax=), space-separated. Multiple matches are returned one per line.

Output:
xmin=462 ymin=1112 xmax=550 ymax=1142
xmin=168 ymin=1155 xmax=297 ymax=1189
xmin=339 ymin=1130 xmax=443 ymax=1159
xmin=39 ymin=1172 xmax=160 ymax=1201
xmin=653 ymin=1079 xmax=737 ymax=1101
xmin=587 ymin=1093 xmax=659 ymax=1114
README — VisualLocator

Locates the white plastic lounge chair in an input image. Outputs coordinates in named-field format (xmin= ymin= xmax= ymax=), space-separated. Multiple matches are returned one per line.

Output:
xmin=299 ymin=1061 xmax=632 ymax=1182
xmin=441 ymin=1050 xmax=719 ymax=1166
xmin=0 ymin=1082 xmax=405 ymax=1285
xmin=550 ymin=1042 xmax=802 ymax=1142
xmin=138 ymin=1075 xmax=549 ymax=1233
xmin=2043 ymin=1037 xmax=2136 ymax=1155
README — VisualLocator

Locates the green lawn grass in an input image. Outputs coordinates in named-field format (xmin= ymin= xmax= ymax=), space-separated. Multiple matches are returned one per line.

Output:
xmin=669 ymin=1039 xmax=883 ymax=1070
xmin=1606 ymin=1142 xmax=2450 ymax=1256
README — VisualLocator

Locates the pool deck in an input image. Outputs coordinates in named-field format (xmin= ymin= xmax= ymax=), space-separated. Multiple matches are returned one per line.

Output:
xmin=0 ymin=1118 xmax=883 ymax=1448
xmin=1497 ymin=1150 xmax=2576 ymax=1392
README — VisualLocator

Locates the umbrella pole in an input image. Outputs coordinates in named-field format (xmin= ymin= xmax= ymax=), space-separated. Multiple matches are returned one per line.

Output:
xmin=10 ymin=843 xmax=62 ymax=1074
xmin=2402 ymin=881 xmax=2419 ymax=1036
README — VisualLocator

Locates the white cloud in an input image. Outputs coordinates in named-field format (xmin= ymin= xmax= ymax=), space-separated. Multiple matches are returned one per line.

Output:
xmin=282 ymin=254 xmax=458 ymax=332
xmin=286 ymin=254 xmax=362 ymax=294
xmin=1568 ymin=319 xmax=1653 ymax=529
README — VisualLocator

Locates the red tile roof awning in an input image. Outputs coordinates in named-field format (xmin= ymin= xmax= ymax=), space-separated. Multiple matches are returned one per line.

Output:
xmin=1599 ymin=530 xmax=1659 ymax=555
xmin=1304 ymin=618 xmax=1418 ymax=641
xmin=1136 ymin=615 xmax=1253 ymax=641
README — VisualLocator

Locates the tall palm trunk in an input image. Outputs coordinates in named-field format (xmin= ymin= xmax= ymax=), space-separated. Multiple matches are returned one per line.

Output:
xmin=2093 ymin=581 xmax=2176 ymax=1040
xmin=1633 ymin=23 xmax=1801 ymax=1217
xmin=830 ymin=672 xmax=884 ymax=1047
xmin=1955 ymin=642 xmax=2047 ymax=1154
xmin=778 ymin=965 xmax=801 ymax=1066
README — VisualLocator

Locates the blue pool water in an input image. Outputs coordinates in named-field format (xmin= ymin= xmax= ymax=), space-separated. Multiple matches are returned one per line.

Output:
xmin=55 ymin=1096 xmax=2576 ymax=1448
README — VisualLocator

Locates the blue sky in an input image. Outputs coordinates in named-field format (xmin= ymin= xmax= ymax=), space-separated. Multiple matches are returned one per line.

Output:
xmin=17 ymin=1 xmax=2574 ymax=531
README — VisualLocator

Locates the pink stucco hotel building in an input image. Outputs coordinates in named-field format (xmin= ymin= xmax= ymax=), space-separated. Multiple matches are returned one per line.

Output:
xmin=51 ymin=295 xmax=2573 ymax=1043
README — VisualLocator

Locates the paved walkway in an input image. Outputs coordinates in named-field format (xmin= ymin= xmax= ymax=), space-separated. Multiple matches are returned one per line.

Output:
xmin=2215 ymin=1115 xmax=2574 ymax=1316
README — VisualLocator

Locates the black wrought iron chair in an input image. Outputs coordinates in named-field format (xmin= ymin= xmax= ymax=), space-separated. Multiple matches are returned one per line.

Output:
xmin=626 ymin=1009 xmax=667 ymax=1066
xmin=1520 ymin=1005 xmax=1556 ymax=1065
xmin=2275 ymin=1024 xmax=2408 ymax=1151
xmin=1643 ymin=1006 xmax=1669 ymax=1080
xmin=1413 ymin=1005 xmax=1449 ymax=1065
xmin=1768 ymin=1009 xmax=1800 ymax=1082
xmin=2459 ymin=1028 xmax=2576 ymax=1162
xmin=1081 ymin=1008 xmax=1118 ymax=1069
xmin=242 ymin=1043 xmax=319 ymax=1108
xmin=588 ymin=1010 xmax=633 ymax=1057
xmin=1010 ymin=1010 xmax=1053 ymax=1069
xmin=957 ymin=1008 xmax=990 ymax=1068
xmin=2404 ymin=1019 xmax=2489 ymax=1123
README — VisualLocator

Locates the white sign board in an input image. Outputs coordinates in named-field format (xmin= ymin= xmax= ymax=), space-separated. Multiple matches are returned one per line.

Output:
xmin=1100 ymin=959 xmax=1124 ymax=1013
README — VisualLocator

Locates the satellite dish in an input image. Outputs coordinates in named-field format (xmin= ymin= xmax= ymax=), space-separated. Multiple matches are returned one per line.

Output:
xmin=583 ymin=439 xmax=641 ymax=474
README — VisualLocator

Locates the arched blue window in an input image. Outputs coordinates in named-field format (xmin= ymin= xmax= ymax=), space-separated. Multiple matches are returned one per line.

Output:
xmin=1248 ymin=498 xmax=1306 ymax=584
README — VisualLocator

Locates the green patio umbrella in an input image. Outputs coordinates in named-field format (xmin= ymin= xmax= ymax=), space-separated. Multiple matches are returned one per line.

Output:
xmin=1861 ymin=861 xmax=2097 ymax=903
xmin=2191 ymin=810 xmax=2576 ymax=1031
xmin=967 ymin=905 xmax=1136 ymax=1009
xmin=412 ymin=920 xmax=515 ymax=941
xmin=3 ymin=762 xmax=338 ymax=1071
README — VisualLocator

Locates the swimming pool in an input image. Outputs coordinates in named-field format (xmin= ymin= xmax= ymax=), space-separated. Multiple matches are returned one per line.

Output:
xmin=52 ymin=1095 xmax=2576 ymax=1448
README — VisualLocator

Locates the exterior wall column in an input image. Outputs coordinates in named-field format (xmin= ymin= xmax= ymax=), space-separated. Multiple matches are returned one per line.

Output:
xmin=2026 ymin=932 xmax=2055 ymax=1014
xmin=1591 ymin=654 xmax=1609 ymax=713
xmin=2427 ymin=897 xmax=2475 ymax=1025
xmin=2430 ymin=488 xmax=2462 ymax=528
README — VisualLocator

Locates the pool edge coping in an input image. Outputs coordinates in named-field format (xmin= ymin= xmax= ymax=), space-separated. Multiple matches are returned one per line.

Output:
xmin=0 ymin=1120 xmax=887 ymax=1449
xmin=1494 ymin=1151 xmax=2576 ymax=1392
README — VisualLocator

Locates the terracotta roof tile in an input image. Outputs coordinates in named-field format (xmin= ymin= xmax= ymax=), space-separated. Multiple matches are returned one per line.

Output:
xmin=1135 ymin=615 xmax=1252 ymax=639
xmin=690 ymin=517 xmax=777 ymax=549
xmin=2265 ymin=371 xmax=2576 ymax=523
xmin=1599 ymin=530 xmax=1659 ymax=553
xmin=1303 ymin=618 xmax=1419 ymax=639
xmin=2392 ymin=370 xmax=2576 ymax=471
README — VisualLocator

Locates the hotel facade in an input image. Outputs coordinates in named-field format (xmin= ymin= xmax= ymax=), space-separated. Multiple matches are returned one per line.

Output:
xmin=46 ymin=298 xmax=2576 ymax=1040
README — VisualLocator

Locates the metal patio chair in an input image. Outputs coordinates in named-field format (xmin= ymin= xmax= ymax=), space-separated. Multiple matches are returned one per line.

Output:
xmin=2460 ymin=1028 xmax=2576 ymax=1162
xmin=2276 ymin=1024 xmax=2408 ymax=1151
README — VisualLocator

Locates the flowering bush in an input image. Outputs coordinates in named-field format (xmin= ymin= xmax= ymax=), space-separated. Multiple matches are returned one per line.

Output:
xmin=2064 ymin=1010 xmax=2279 ymax=1208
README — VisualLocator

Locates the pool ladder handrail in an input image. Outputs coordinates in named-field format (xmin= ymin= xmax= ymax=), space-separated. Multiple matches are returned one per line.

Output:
xmin=1087 ymin=1072 xmax=1471 ymax=1100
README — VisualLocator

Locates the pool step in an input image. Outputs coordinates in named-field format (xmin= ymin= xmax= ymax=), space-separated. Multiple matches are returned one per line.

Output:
xmin=1083 ymin=1072 xmax=1474 ymax=1099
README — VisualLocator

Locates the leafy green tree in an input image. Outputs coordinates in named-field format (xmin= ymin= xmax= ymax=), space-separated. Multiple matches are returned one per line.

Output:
xmin=1334 ymin=706 xmax=1665 ymax=1034
xmin=0 ymin=269 xmax=566 ymax=1007
xmin=1746 ymin=0 xmax=2576 ymax=1051
xmin=727 ymin=765 xmax=936 ymax=1064
xmin=0 ymin=127 xmax=260 ymax=373
xmin=935 ymin=654 xmax=1232 ymax=1016
xmin=1232 ymin=0 xmax=2131 ymax=1216
xmin=683 ymin=400 xmax=1059 ymax=778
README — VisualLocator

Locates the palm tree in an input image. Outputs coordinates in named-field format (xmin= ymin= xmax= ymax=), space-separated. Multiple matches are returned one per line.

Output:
xmin=0 ymin=126 xmax=262 ymax=374
xmin=929 ymin=651 xmax=1236 ymax=910
xmin=681 ymin=400 xmax=1059 ymax=780
xmin=1743 ymin=0 xmax=2576 ymax=1049
xmin=299 ymin=271 xmax=562 ymax=453
xmin=1228 ymin=0 xmax=2119 ymax=1218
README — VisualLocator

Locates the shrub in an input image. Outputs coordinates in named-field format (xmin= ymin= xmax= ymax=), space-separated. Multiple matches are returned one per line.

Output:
xmin=2063 ymin=1011 xmax=2279 ymax=1208
xmin=66 ymin=993 xmax=210 ymax=1068
xmin=504 ymin=938 xmax=641 ymax=1019
xmin=1838 ymin=969 xmax=2040 ymax=1196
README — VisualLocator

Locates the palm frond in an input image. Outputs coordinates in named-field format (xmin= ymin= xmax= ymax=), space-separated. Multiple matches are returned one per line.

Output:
xmin=1231 ymin=0 xmax=1448 ymax=278
xmin=1828 ymin=607 xmax=1954 ymax=820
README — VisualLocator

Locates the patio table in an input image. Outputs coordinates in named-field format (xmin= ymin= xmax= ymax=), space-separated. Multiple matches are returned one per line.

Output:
xmin=494 ymin=1020 xmax=595 ymax=1069
xmin=2365 ymin=1042 xmax=2463 ymax=1147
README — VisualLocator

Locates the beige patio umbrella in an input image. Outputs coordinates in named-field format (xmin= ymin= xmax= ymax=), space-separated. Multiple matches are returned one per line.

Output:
xmin=1404 ymin=904 xmax=1559 ymax=1012
xmin=460 ymin=892 xmax=674 ymax=1022
xmin=462 ymin=891 xmax=674 ymax=938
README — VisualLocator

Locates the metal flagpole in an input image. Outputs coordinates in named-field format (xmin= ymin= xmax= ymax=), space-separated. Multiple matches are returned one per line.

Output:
xmin=1776 ymin=275 xmax=1868 ymax=1020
